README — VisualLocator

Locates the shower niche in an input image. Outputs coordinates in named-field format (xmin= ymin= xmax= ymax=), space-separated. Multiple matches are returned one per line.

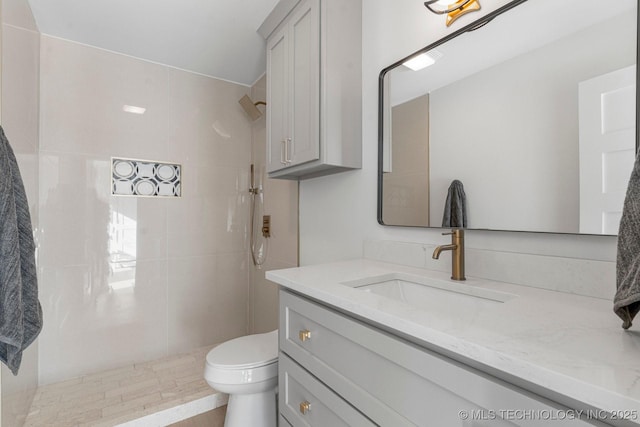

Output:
xmin=259 ymin=0 xmax=362 ymax=180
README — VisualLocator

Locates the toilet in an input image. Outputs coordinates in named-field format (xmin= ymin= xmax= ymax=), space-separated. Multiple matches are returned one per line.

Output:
xmin=204 ymin=330 xmax=279 ymax=427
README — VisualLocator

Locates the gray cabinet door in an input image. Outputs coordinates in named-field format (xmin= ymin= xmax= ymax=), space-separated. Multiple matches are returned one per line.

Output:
xmin=266 ymin=0 xmax=320 ymax=174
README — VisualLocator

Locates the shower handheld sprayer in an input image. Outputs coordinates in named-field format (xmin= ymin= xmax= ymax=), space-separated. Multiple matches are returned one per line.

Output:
xmin=249 ymin=164 xmax=269 ymax=268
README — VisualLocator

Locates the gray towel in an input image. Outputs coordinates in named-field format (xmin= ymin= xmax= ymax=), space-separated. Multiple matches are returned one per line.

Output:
xmin=614 ymin=149 xmax=640 ymax=329
xmin=442 ymin=180 xmax=467 ymax=228
xmin=0 ymin=126 xmax=42 ymax=374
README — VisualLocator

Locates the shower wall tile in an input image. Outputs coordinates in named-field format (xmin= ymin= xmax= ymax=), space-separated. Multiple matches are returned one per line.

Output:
xmin=2 ymin=23 xmax=40 ymax=219
xmin=13 ymin=152 xmax=38 ymax=221
xmin=167 ymin=68 xmax=251 ymax=169
xmin=112 ymin=196 xmax=168 ymax=262
xmin=38 ymin=36 xmax=252 ymax=385
xmin=166 ymin=256 xmax=218 ymax=354
xmin=208 ymin=167 xmax=251 ymax=230
xmin=165 ymin=68 xmax=252 ymax=259
xmin=40 ymin=36 xmax=169 ymax=159
xmin=214 ymin=252 xmax=250 ymax=339
xmin=166 ymin=253 xmax=248 ymax=354
xmin=2 ymin=24 xmax=39 ymax=153
xmin=3 ymin=0 xmax=38 ymax=31
xmin=165 ymin=165 xmax=249 ymax=258
xmin=250 ymin=258 xmax=295 ymax=334
xmin=39 ymin=152 xmax=112 ymax=268
xmin=264 ymin=177 xmax=299 ymax=264
xmin=37 ymin=261 xmax=169 ymax=385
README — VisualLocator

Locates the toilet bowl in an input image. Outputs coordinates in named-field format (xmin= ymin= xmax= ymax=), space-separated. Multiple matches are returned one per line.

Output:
xmin=204 ymin=330 xmax=278 ymax=427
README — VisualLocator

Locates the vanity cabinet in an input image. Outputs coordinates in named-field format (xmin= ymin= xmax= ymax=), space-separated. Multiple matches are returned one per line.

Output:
xmin=261 ymin=0 xmax=361 ymax=180
xmin=278 ymin=290 xmax=608 ymax=426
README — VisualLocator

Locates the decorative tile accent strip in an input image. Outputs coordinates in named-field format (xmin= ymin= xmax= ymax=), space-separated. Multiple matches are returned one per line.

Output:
xmin=112 ymin=158 xmax=181 ymax=197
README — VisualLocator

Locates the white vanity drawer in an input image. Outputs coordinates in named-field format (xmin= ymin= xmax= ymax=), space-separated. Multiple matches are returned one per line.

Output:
xmin=280 ymin=290 xmax=608 ymax=427
xmin=279 ymin=352 xmax=375 ymax=427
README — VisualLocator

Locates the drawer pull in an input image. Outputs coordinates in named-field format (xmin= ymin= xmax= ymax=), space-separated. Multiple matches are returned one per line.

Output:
xmin=299 ymin=329 xmax=311 ymax=342
xmin=280 ymin=140 xmax=287 ymax=165
xmin=299 ymin=401 xmax=311 ymax=415
xmin=286 ymin=138 xmax=292 ymax=164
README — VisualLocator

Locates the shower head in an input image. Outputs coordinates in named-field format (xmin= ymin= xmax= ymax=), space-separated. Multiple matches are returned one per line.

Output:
xmin=239 ymin=95 xmax=266 ymax=121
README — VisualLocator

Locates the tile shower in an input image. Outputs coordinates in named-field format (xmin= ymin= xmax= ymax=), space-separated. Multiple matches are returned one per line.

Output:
xmin=27 ymin=29 xmax=296 ymax=398
xmin=37 ymin=34 xmax=255 ymax=386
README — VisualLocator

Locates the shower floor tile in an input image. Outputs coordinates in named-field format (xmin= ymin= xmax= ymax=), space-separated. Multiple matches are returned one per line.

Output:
xmin=25 ymin=346 xmax=227 ymax=427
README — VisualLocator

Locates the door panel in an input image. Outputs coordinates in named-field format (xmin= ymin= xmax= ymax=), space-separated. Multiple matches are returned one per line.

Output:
xmin=579 ymin=65 xmax=636 ymax=234
xmin=289 ymin=0 xmax=320 ymax=167
xmin=267 ymin=27 xmax=288 ymax=173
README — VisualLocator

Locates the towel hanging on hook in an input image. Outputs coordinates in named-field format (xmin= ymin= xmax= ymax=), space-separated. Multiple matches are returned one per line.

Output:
xmin=0 ymin=125 xmax=42 ymax=375
xmin=442 ymin=179 xmax=467 ymax=228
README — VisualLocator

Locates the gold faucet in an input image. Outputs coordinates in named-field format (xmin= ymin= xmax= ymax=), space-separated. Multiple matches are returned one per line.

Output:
xmin=432 ymin=229 xmax=466 ymax=281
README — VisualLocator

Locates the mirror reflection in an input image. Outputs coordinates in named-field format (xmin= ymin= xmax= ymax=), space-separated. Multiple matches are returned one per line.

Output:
xmin=379 ymin=0 xmax=637 ymax=235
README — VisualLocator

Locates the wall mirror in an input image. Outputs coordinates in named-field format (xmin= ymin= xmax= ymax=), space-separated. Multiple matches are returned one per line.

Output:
xmin=378 ymin=0 xmax=638 ymax=235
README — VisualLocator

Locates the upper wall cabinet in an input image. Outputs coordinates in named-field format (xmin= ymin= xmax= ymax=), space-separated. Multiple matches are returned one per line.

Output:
xmin=260 ymin=0 xmax=362 ymax=180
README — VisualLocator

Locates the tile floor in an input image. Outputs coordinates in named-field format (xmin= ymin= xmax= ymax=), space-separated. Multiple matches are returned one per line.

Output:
xmin=24 ymin=346 xmax=227 ymax=427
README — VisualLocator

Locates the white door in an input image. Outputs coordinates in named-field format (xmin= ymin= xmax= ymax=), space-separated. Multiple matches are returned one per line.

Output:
xmin=579 ymin=65 xmax=636 ymax=234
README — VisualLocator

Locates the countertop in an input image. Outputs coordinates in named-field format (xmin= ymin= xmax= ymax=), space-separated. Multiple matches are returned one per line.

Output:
xmin=266 ymin=259 xmax=640 ymax=425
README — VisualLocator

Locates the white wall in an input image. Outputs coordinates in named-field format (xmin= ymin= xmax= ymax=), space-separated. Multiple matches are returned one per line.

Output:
xmin=300 ymin=0 xmax=617 ymax=276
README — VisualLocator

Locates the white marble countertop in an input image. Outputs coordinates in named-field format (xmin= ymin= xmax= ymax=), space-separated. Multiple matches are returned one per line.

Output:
xmin=266 ymin=259 xmax=640 ymax=425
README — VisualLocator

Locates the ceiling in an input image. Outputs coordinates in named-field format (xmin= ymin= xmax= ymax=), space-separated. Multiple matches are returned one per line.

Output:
xmin=27 ymin=0 xmax=281 ymax=86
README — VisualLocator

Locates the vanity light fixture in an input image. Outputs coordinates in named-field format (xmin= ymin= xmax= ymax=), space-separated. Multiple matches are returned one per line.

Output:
xmin=122 ymin=105 xmax=146 ymax=115
xmin=403 ymin=50 xmax=443 ymax=71
xmin=424 ymin=0 xmax=481 ymax=27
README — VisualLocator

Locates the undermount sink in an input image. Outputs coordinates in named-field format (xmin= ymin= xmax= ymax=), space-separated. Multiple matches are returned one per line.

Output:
xmin=342 ymin=273 xmax=517 ymax=312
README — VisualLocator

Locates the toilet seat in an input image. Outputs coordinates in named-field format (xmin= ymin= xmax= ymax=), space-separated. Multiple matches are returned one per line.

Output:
xmin=205 ymin=330 xmax=278 ymax=385
xmin=207 ymin=330 xmax=278 ymax=369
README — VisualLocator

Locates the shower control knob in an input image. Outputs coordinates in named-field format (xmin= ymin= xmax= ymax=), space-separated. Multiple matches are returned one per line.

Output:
xmin=299 ymin=329 xmax=311 ymax=342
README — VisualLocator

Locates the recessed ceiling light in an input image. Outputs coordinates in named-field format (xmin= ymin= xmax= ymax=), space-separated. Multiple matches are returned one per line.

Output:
xmin=122 ymin=105 xmax=146 ymax=114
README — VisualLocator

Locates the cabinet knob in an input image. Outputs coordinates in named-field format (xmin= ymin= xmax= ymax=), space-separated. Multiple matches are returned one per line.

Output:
xmin=299 ymin=329 xmax=311 ymax=342
xmin=299 ymin=400 xmax=311 ymax=415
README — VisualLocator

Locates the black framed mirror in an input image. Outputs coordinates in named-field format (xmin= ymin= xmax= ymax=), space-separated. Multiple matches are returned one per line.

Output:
xmin=378 ymin=0 xmax=638 ymax=235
